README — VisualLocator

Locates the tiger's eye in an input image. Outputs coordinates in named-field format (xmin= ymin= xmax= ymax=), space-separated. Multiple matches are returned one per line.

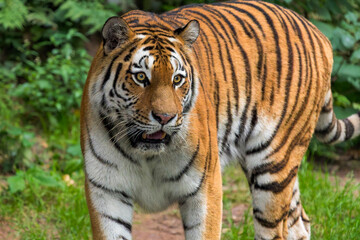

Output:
xmin=136 ymin=72 xmax=146 ymax=81
xmin=173 ymin=74 xmax=182 ymax=84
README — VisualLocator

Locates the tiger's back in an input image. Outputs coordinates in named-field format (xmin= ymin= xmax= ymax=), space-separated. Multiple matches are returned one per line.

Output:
xmin=81 ymin=1 xmax=360 ymax=239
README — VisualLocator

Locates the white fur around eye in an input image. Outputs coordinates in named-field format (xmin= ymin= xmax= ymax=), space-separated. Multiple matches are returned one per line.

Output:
xmin=130 ymin=47 xmax=154 ymax=81
xmin=170 ymin=50 xmax=187 ymax=89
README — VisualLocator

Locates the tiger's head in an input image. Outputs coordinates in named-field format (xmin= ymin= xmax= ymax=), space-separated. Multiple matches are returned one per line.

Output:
xmin=89 ymin=17 xmax=200 ymax=154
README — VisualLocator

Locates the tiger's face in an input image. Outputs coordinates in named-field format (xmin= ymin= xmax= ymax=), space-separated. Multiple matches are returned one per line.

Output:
xmin=93 ymin=17 xmax=199 ymax=153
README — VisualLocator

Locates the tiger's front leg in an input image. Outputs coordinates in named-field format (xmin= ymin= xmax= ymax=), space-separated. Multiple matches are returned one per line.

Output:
xmin=85 ymin=178 xmax=134 ymax=240
xmin=179 ymin=154 xmax=223 ymax=240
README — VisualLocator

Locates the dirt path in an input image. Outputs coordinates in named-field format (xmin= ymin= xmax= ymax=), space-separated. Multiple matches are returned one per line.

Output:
xmin=0 ymin=219 xmax=18 ymax=240
xmin=133 ymin=207 xmax=184 ymax=240
xmin=133 ymin=204 xmax=248 ymax=240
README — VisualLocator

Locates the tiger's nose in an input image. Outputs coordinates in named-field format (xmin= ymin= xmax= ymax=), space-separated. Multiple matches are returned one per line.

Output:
xmin=151 ymin=111 xmax=176 ymax=125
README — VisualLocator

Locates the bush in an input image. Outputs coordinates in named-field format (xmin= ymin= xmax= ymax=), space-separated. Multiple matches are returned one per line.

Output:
xmin=0 ymin=0 xmax=122 ymax=172
xmin=0 ymin=0 xmax=122 ymax=127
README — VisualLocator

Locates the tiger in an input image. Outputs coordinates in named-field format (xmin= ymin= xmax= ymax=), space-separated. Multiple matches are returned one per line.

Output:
xmin=80 ymin=0 xmax=360 ymax=239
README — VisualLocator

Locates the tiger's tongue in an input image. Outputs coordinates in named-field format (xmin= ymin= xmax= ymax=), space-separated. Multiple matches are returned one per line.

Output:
xmin=146 ymin=131 xmax=166 ymax=140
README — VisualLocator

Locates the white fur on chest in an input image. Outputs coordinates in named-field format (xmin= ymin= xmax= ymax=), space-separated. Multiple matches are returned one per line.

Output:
xmin=85 ymin=115 xmax=203 ymax=213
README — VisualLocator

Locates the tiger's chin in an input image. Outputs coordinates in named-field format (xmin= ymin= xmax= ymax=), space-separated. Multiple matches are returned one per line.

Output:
xmin=128 ymin=130 xmax=172 ymax=153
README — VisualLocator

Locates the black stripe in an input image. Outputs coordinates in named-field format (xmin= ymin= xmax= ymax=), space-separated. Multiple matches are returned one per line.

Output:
xmin=261 ymin=2 xmax=285 ymax=29
xmin=288 ymin=201 xmax=300 ymax=217
xmin=292 ymin=188 xmax=298 ymax=197
xmin=343 ymin=118 xmax=354 ymax=141
xmin=179 ymin=151 xmax=209 ymax=201
xmin=261 ymin=56 xmax=268 ymax=101
xmin=116 ymin=235 xmax=129 ymax=240
xmin=277 ymin=5 xmax=303 ymax=40
xmin=291 ymin=13 xmax=317 ymax=65
xmin=290 ymin=216 xmax=301 ymax=229
xmin=112 ymin=63 xmax=130 ymax=102
xmin=304 ymin=51 xmax=311 ymax=87
xmin=202 ymin=6 xmax=235 ymax=48
xmin=266 ymin=62 xmax=312 ymax=157
xmin=250 ymin=122 xmax=313 ymax=185
xmin=315 ymin=114 xmax=336 ymax=135
xmin=253 ymin=208 xmax=262 ymax=215
xmin=254 ymin=210 xmax=288 ymax=229
xmin=321 ymin=100 xmax=333 ymax=113
xmin=243 ymin=20 xmax=265 ymax=85
xmin=99 ymin=112 xmax=140 ymax=165
xmin=88 ymin=177 xmax=132 ymax=201
xmin=124 ymin=54 xmax=131 ymax=61
xmin=285 ymin=43 xmax=302 ymax=125
xmin=217 ymin=3 xmax=265 ymax=37
xmin=245 ymin=104 xmax=258 ymax=143
xmin=194 ymin=24 xmax=216 ymax=86
xmin=129 ymin=46 xmax=136 ymax=53
xmin=163 ymin=140 xmax=200 ymax=182
xmin=166 ymin=47 xmax=174 ymax=52
xmin=87 ymin=126 xmax=118 ymax=170
xmin=109 ymin=89 xmax=114 ymax=98
xmin=214 ymin=80 xmax=220 ymax=130
xmin=223 ymin=9 xmax=253 ymax=38
xmin=101 ymin=57 xmax=117 ymax=90
xmin=269 ymin=86 xmax=275 ymax=106
xmin=327 ymin=120 xmax=342 ymax=144
xmin=234 ymin=41 xmax=252 ymax=147
xmin=254 ymin=166 xmax=298 ymax=193
xmin=225 ymin=42 xmax=240 ymax=113
xmin=183 ymin=222 xmax=201 ymax=231
xmin=281 ymin=9 xmax=296 ymax=34
xmin=301 ymin=212 xmax=310 ymax=223
xmin=142 ymin=37 xmax=153 ymax=45
xmin=102 ymin=214 xmax=132 ymax=232
xmin=237 ymin=1 xmax=282 ymax=89
xmin=121 ymin=82 xmax=131 ymax=93
xmin=183 ymin=64 xmax=196 ymax=114
xmin=221 ymin=91 xmax=233 ymax=154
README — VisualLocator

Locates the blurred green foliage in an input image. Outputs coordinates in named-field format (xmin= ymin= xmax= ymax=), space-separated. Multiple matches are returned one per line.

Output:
xmin=0 ymin=0 xmax=120 ymax=172
xmin=0 ymin=0 xmax=359 ymax=175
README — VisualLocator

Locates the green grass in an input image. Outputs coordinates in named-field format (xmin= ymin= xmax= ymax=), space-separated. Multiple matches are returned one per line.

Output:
xmin=0 ymin=158 xmax=359 ymax=239
xmin=0 ymin=171 xmax=91 ymax=240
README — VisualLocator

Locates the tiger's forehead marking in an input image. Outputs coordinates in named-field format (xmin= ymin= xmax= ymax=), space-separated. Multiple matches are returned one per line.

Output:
xmin=131 ymin=46 xmax=155 ymax=80
xmin=130 ymin=36 xmax=186 ymax=82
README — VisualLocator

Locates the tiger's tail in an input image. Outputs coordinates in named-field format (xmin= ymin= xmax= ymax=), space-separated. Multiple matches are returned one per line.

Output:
xmin=315 ymin=89 xmax=360 ymax=144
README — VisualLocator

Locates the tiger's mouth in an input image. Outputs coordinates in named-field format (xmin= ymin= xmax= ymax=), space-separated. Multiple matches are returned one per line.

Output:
xmin=129 ymin=130 xmax=171 ymax=147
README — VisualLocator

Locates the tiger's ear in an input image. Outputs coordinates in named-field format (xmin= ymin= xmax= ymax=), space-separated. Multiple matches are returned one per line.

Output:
xmin=102 ymin=17 xmax=134 ymax=55
xmin=174 ymin=20 xmax=200 ymax=46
